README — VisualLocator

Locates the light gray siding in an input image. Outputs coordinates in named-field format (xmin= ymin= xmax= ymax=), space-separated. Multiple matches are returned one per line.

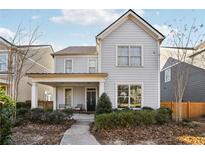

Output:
xmin=101 ymin=19 xmax=160 ymax=109
xmin=54 ymin=56 xmax=97 ymax=73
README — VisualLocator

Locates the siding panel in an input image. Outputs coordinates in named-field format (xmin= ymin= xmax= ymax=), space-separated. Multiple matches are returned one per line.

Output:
xmin=101 ymin=19 xmax=159 ymax=109
xmin=55 ymin=56 xmax=97 ymax=73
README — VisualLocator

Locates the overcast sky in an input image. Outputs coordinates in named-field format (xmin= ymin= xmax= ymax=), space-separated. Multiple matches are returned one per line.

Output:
xmin=0 ymin=9 xmax=205 ymax=51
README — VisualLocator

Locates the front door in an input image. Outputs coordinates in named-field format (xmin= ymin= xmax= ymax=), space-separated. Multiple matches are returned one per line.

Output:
xmin=86 ymin=88 xmax=96 ymax=111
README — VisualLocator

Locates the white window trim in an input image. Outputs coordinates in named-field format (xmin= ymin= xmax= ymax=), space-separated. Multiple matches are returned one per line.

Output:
xmin=115 ymin=44 xmax=144 ymax=67
xmin=164 ymin=68 xmax=171 ymax=83
xmin=87 ymin=58 xmax=97 ymax=73
xmin=85 ymin=87 xmax=98 ymax=111
xmin=0 ymin=52 xmax=8 ymax=72
xmin=64 ymin=58 xmax=73 ymax=73
xmin=115 ymin=82 xmax=144 ymax=109
xmin=63 ymin=87 xmax=73 ymax=107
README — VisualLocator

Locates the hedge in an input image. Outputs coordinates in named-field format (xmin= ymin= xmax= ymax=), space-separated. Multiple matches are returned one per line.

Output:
xmin=95 ymin=110 xmax=157 ymax=129
xmin=95 ymin=108 xmax=172 ymax=129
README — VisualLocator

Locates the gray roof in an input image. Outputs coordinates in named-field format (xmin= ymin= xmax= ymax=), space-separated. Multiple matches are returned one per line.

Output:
xmin=162 ymin=57 xmax=180 ymax=70
xmin=53 ymin=46 xmax=97 ymax=55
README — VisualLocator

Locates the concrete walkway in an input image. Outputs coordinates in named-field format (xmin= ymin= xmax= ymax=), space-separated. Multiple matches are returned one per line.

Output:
xmin=60 ymin=114 xmax=100 ymax=145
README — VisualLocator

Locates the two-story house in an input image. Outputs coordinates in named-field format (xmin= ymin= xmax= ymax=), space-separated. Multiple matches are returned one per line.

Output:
xmin=27 ymin=9 xmax=165 ymax=111
xmin=0 ymin=36 xmax=54 ymax=102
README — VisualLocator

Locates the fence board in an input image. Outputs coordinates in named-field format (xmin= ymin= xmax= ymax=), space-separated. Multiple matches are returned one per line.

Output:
xmin=161 ymin=102 xmax=205 ymax=119
xmin=38 ymin=101 xmax=53 ymax=110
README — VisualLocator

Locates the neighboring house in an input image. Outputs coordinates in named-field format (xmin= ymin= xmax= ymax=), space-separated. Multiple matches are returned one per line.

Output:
xmin=160 ymin=46 xmax=195 ymax=69
xmin=161 ymin=57 xmax=205 ymax=102
xmin=0 ymin=36 xmax=54 ymax=102
xmin=27 ymin=9 xmax=165 ymax=111
xmin=160 ymin=41 xmax=205 ymax=70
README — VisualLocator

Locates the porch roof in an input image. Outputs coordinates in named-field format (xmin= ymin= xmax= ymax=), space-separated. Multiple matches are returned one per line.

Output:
xmin=26 ymin=73 xmax=108 ymax=83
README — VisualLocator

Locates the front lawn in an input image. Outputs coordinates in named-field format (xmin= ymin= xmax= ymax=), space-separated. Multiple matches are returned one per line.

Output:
xmin=11 ymin=121 xmax=74 ymax=145
xmin=90 ymin=121 xmax=205 ymax=145
xmin=9 ymin=107 xmax=75 ymax=145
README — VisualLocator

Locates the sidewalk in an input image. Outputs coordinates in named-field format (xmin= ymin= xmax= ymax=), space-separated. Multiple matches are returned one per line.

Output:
xmin=60 ymin=114 xmax=100 ymax=145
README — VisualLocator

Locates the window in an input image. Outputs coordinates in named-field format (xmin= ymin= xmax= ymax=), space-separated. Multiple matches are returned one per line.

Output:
xmin=65 ymin=59 xmax=73 ymax=73
xmin=65 ymin=88 xmax=72 ymax=107
xmin=165 ymin=68 xmax=171 ymax=82
xmin=89 ymin=59 xmax=96 ymax=73
xmin=117 ymin=84 xmax=142 ymax=108
xmin=117 ymin=85 xmax=129 ymax=108
xmin=0 ymin=53 xmax=8 ymax=72
xmin=118 ymin=46 xmax=129 ymax=66
xmin=117 ymin=45 xmax=142 ymax=66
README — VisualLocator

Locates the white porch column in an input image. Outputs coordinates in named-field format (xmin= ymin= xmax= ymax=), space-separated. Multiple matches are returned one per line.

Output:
xmin=99 ymin=81 xmax=105 ymax=97
xmin=31 ymin=82 xmax=38 ymax=108
xmin=53 ymin=87 xmax=57 ymax=110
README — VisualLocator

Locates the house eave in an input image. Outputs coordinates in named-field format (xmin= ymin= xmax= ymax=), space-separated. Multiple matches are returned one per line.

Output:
xmin=96 ymin=9 xmax=165 ymax=41
xmin=26 ymin=73 xmax=108 ymax=84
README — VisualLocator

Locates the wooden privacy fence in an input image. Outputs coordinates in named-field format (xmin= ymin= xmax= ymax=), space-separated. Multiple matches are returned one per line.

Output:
xmin=161 ymin=102 xmax=205 ymax=119
xmin=38 ymin=101 xmax=53 ymax=110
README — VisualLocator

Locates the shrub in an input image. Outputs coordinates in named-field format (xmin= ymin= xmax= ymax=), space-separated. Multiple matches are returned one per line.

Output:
xmin=137 ymin=110 xmax=156 ymax=125
xmin=61 ymin=108 xmax=73 ymax=118
xmin=44 ymin=111 xmax=66 ymax=124
xmin=16 ymin=107 xmax=30 ymax=118
xmin=182 ymin=118 xmax=192 ymax=123
xmin=155 ymin=107 xmax=172 ymax=124
xmin=95 ymin=110 xmax=156 ymax=129
xmin=141 ymin=106 xmax=154 ymax=111
xmin=16 ymin=102 xmax=31 ymax=109
xmin=30 ymin=108 xmax=45 ymax=123
xmin=12 ymin=117 xmax=28 ymax=127
xmin=0 ymin=90 xmax=15 ymax=144
xmin=96 ymin=93 xmax=112 ymax=115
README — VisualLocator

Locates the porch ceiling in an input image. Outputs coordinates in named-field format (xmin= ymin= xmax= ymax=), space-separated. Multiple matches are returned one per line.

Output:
xmin=26 ymin=73 xmax=108 ymax=83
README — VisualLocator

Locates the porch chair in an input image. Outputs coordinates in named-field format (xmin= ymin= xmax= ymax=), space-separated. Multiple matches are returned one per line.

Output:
xmin=59 ymin=104 xmax=72 ymax=110
xmin=74 ymin=104 xmax=83 ymax=113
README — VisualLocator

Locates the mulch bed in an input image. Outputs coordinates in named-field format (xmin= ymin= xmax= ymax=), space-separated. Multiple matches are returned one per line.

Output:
xmin=90 ymin=121 xmax=205 ymax=145
xmin=11 ymin=120 xmax=75 ymax=145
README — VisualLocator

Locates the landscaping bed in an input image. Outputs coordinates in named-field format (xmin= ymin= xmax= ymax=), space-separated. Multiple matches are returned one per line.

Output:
xmin=90 ymin=121 xmax=205 ymax=145
xmin=11 ymin=120 xmax=75 ymax=145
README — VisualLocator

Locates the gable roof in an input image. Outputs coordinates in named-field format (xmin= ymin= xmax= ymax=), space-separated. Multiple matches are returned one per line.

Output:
xmin=189 ymin=41 xmax=205 ymax=58
xmin=52 ymin=46 xmax=97 ymax=56
xmin=0 ymin=36 xmax=54 ymax=52
xmin=161 ymin=57 xmax=205 ymax=73
xmin=161 ymin=57 xmax=180 ymax=71
xmin=96 ymin=9 xmax=165 ymax=41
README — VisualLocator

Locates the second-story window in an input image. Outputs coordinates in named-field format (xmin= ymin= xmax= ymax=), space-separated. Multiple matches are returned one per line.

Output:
xmin=117 ymin=45 xmax=142 ymax=66
xmin=89 ymin=59 xmax=96 ymax=73
xmin=65 ymin=59 xmax=73 ymax=73
xmin=0 ymin=53 xmax=8 ymax=72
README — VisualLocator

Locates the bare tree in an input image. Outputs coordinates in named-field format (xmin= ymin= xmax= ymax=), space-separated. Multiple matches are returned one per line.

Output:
xmin=165 ymin=19 xmax=205 ymax=121
xmin=6 ymin=25 xmax=43 ymax=102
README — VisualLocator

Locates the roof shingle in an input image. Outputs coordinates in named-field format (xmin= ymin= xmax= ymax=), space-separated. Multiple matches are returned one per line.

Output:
xmin=52 ymin=46 xmax=97 ymax=55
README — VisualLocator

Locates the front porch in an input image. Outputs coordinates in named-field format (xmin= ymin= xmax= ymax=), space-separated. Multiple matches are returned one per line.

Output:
xmin=27 ymin=73 xmax=108 ymax=111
